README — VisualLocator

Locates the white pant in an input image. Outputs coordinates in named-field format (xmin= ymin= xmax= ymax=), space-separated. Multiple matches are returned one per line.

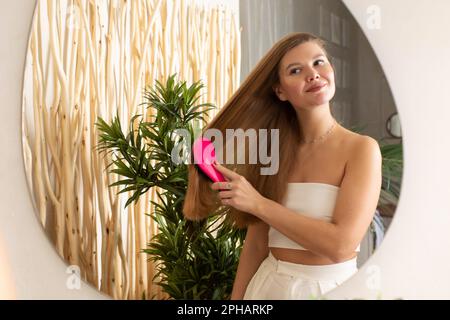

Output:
xmin=243 ymin=252 xmax=358 ymax=300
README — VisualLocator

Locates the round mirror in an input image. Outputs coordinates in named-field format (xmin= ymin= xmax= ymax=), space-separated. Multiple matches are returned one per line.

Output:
xmin=386 ymin=112 xmax=402 ymax=138
xmin=22 ymin=0 xmax=403 ymax=300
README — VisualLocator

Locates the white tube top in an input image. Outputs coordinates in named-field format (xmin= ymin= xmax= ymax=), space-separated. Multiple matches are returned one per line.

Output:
xmin=268 ymin=182 xmax=361 ymax=252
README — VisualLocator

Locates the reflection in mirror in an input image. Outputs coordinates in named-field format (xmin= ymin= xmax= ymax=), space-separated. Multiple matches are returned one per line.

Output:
xmin=22 ymin=0 xmax=402 ymax=300
xmin=386 ymin=112 xmax=402 ymax=138
xmin=242 ymin=0 xmax=402 ymax=271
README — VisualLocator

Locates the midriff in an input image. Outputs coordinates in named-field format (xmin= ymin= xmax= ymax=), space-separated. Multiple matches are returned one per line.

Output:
xmin=270 ymin=247 xmax=358 ymax=265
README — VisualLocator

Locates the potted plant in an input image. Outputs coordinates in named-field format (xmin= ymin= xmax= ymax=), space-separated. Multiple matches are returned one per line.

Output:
xmin=97 ymin=75 xmax=245 ymax=300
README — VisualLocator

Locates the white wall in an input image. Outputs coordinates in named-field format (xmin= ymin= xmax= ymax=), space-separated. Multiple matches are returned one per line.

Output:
xmin=328 ymin=0 xmax=450 ymax=299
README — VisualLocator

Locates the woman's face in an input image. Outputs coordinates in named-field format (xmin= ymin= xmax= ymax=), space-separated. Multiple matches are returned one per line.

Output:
xmin=274 ymin=41 xmax=335 ymax=110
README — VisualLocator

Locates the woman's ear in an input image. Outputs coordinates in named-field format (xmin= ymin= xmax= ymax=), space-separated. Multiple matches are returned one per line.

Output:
xmin=272 ymin=84 xmax=287 ymax=101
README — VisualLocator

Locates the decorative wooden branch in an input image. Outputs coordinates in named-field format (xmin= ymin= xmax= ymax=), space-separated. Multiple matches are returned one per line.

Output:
xmin=24 ymin=0 xmax=240 ymax=300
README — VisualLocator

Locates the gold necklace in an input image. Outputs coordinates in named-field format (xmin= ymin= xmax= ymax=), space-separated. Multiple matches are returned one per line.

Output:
xmin=301 ymin=119 xmax=337 ymax=144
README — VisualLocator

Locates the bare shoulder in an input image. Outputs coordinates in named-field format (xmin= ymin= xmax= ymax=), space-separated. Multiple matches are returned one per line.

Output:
xmin=334 ymin=128 xmax=382 ymax=193
xmin=352 ymin=134 xmax=381 ymax=162
xmin=339 ymin=130 xmax=382 ymax=176
xmin=336 ymin=126 xmax=381 ymax=162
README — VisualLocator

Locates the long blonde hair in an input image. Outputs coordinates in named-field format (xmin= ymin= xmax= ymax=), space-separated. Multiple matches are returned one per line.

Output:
xmin=183 ymin=32 xmax=331 ymax=229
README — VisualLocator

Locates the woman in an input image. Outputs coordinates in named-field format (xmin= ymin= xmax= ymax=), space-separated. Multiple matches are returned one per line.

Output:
xmin=183 ymin=32 xmax=382 ymax=300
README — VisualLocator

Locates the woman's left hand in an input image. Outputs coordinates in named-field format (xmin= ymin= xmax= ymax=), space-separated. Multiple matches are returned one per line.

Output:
xmin=210 ymin=161 xmax=267 ymax=216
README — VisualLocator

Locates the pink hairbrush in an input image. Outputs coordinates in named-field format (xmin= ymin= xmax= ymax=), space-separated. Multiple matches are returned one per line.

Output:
xmin=192 ymin=137 xmax=226 ymax=183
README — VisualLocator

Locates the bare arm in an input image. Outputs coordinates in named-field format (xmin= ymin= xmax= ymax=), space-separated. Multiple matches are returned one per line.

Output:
xmin=254 ymin=137 xmax=382 ymax=263
xmin=230 ymin=221 xmax=269 ymax=300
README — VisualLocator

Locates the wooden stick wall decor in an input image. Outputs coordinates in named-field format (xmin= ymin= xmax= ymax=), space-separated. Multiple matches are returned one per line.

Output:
xmin=23 ymin=0 xmax=241 ymax=300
